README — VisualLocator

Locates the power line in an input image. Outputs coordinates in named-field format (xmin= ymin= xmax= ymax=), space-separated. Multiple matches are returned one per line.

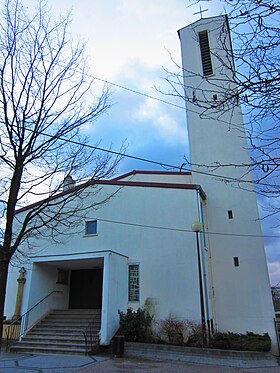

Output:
xmin=95 ymin=217 xmax=280 ymax=239
xmin=47 ymin=133 xmax=266 ymax=186
xmin=55 ymin=62 xmax=264 ymax=147
xmin=94 ymin=76 xmax=187 ymax=111
xmin=3 ymin=63 xmax=273 ymax=186
xmin=57 ymin=48 xmax=268 ymax=135
xmin=91 ymin=74 xmax=247 ymax=129
xmin=20 ymin=124 xmax=269 ymax=187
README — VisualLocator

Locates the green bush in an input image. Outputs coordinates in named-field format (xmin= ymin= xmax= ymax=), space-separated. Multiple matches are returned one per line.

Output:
xmin=118 ymin=308 xmax=153 ymax=342
xmin=210 ymin=332 xmax=271 ymax=352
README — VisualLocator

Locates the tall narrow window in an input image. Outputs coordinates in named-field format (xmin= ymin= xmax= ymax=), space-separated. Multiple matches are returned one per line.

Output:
xmin=199 ymin=31 xmax=213 ymax=76
xmin=228 ymin=210 xmax=233 ymax=219
xmin=233 ymin=257 xmax=239 ymax=267
xmin=129 ymin=264 xmax=139 ymax=302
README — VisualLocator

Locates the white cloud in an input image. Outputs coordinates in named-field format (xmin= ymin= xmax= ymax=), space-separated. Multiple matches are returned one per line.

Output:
xmin=134 ymin=97 xmax=186 ymax=143
xmin=268 ymin=262 xmax=280 ymax=287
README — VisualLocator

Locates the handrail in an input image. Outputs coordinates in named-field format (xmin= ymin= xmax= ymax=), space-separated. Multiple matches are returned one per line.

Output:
xmin=83 ymin=319 xmax=100 ymax=355
xmin=5 ymin=290 xmax=62 ymax=351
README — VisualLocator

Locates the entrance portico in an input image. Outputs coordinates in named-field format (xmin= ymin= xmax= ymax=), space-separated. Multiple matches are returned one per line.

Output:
xmin=23 ymin=251 xmax=128 ymax=345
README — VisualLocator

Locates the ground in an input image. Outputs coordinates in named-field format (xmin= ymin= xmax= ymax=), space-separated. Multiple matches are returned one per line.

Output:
xmin=0 ymin=353 xmax=280 ymax=373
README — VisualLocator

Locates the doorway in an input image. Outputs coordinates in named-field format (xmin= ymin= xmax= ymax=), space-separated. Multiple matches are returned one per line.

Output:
xmin=69 ymin=268 xmax=103 ymax=309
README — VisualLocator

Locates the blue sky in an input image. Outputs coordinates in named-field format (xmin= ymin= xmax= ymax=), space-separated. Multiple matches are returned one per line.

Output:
xmin=27 ymin=0 xmax=279 ymax=285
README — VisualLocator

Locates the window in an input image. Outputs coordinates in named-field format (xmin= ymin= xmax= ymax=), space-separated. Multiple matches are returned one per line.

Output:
xmin=228 ymin=210 xmax=233 ymax=219
xmin=129 ymin=264 xmax=139 ymax=302
xmin=85 ymin=220 xmax=97 ymax=235
xmin=233 ymin=257 xmax=239 ymax=267
xmin=198 ymin=30 xmax=213 ymax=76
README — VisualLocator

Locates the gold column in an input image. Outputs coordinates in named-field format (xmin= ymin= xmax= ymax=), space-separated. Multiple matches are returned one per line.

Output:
xmin=12 ymin=267 xmax=26 ymax=320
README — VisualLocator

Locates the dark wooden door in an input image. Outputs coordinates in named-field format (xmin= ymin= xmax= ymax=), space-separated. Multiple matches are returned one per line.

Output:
xmin=69 ymin=269 xmax=103 ymax=309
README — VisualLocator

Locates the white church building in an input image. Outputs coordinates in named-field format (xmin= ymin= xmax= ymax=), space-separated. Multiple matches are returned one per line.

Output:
xmin=4 ymin=15 xmax=278 ymax=353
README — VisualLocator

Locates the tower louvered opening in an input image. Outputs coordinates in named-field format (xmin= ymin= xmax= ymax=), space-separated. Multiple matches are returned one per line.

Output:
xmin=199 ymin=30 xmax=213 ymax=76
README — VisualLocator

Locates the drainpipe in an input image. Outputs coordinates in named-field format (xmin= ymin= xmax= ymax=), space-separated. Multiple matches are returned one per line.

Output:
xmin=196 ymin=187 xmax=211 ymax=339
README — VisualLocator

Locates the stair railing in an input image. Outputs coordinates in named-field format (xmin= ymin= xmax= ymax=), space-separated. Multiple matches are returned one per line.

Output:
xmin=83 ymin=319 xmax=100 ymax=355
xmin=5 ymin=290 xmax=62 ymax=351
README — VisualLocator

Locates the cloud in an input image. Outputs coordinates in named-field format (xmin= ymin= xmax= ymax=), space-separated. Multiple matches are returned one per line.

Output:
xmin=134 ymin=97 xmax=186 ymax=143
xmin=268 ymin=262 xmax=280 ymax=287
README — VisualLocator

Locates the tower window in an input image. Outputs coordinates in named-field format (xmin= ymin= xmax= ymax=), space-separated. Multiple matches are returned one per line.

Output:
xmin=228 ymin=210 xmax=233 ymax=219
xmin=198 ymin=31 xmax=213 ymax=76
xmin=233 ymin=257 xmax=239 ymax=267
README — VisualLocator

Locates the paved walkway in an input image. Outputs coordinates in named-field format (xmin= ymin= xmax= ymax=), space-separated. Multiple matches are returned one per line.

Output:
xmin=0 ymin=352 xmax=105 ymax=373
xmin=75 ymin=356 xmax=280 ymax=373
xmin=0 ymin=352 xmax=280 ymax=373
xmin=0 ymin=354 xmax=280 ymax=373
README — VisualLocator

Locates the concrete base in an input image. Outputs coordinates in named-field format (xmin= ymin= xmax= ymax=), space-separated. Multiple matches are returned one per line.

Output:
xmin=124 ymin=342 xmax=279 ymax=368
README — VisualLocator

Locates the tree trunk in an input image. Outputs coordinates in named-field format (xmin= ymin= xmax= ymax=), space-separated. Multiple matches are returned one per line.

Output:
xmin=0 ymin=257 xmax=10 ymax=351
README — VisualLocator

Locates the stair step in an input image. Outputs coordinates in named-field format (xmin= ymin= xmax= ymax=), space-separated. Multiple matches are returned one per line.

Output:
xmin=52 ymin=309 xmax=101 ymax=314
xmin=41 ymin=319 xmax=100 ymax=323
xmin=23 ymin=336 xmax=88 ymax=343
xmin=27 ymin=331 xmax=92 ymax=337
xmin=10 ymin=308 xmax=101 ymax=356
xmin=40 ymin=324 xmax=100 ymax=329
xmin=46 ymin=315 xmax=101 ymax=320
xmin=49 ymin=312 xmax=100 ymax=316
xmin=31 ymin=329 xmax=99 ymax=335
xmin=11 ymin=345 xmax=89 ymax=355
xmin=29 ymin=329 xmax=96 ymax=335
xmin=13 ymin=340 xmax=91 ymax=349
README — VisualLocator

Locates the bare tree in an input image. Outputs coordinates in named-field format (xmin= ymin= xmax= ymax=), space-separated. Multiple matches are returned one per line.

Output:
xmin=0 ymin=0 xmax=122 ymax=346
xmin=163 ymin=0 xmax=279 ymax=217
xmin=271 ymin=286 xmax=280 ymax=312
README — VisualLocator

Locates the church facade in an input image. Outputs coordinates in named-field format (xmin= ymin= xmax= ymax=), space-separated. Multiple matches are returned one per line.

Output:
xmin=4 ymin=15 xmax=277 ymax=352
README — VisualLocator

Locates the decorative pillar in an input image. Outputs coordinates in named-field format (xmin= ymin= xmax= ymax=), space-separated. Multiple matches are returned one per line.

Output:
xmin=12 ymin=267 xmax=27 ymax=320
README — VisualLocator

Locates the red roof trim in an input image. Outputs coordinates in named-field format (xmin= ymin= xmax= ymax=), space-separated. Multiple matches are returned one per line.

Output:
xmin=15 ymin=172 xmax=200 ymax=215
xmin=98 ymin=180 xmax=197 ymax=190
xmin=112 ymin=169 xmax=192 ymax=181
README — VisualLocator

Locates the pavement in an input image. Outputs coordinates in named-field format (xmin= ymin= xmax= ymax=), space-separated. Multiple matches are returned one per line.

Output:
xmin=0 ymin=351 xmax=280 ymax=373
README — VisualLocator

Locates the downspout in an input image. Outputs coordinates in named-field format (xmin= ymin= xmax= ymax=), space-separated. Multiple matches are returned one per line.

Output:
xmin=196 ymin=187 xmax=211 ymax=337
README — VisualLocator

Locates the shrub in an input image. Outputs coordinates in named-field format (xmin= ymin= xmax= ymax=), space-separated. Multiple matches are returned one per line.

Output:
xmin=210 ymin=332 xmax=271 ymax=352
xmin=185 ymin=320 xmax=204 ymax=347
xmin=118 ymin=308 xmax=153 ymax=342
xmin=160 ymin=317 xmax=186 ymax=345
xmin=272 ymin=287 xmax=280 ymax=311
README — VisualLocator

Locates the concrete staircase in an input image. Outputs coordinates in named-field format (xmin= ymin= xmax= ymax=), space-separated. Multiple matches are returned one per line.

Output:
xmin=10 ymin=309 xmax=101 ymax=355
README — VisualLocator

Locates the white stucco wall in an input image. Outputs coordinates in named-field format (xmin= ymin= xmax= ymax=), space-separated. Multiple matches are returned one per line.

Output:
xmin=7 ymin=179 xmax=205 ymax=345
xmin=179 ymin=15 xmax=277 ymax=352
xmin=117 ymin=171 xmax=192 ymax=184
xmin=8 ymin=176 xmax=205 ymax=318
xmin=24 ymin=262 xmax=67 ymax=328
xmin=100 ymin=252 xmax=128 ymax=345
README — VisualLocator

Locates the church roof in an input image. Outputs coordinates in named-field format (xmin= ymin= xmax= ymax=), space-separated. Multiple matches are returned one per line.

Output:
xmin=15 ymin=170 xmax=206 ymax=214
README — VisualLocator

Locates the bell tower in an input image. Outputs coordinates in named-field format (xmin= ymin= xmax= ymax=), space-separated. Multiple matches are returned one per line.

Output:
xmin=178 ymin=15 xmax=277 ymax=350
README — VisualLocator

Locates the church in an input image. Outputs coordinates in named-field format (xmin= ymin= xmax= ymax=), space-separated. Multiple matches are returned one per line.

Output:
xmin=4 ymin=15 xmax=277 ymax=353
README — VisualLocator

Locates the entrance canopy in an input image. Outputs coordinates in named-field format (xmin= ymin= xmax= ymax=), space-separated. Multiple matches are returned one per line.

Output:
xmin=24 ymin=250 xmax=128 ymax=345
